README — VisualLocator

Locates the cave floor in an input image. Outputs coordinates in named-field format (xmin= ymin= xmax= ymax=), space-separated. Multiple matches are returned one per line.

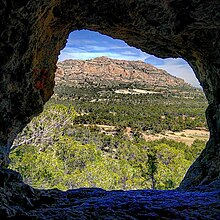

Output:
xmin=29 ymin=187 xmax=220 ymax=220
xmin=0 ymin=168 xmax=220 ymax=219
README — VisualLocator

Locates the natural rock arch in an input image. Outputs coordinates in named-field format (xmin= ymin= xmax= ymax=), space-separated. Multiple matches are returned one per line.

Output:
xmin=0 ymin=0 xmax=220 ymax=189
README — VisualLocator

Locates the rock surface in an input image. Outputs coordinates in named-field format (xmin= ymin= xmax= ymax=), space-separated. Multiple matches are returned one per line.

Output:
xmin=56 ymin=56 xmax=190 ymax=88
xmin=0 ymin=168 xmax=219 ymax=219
xmin=0 ymin=0 xmax=219 ymax=210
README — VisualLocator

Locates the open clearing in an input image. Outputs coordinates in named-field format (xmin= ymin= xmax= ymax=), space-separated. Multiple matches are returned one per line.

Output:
xmin=142 ymin=129 xmax=209 ymax=146
xmin=81 ymin=123 xmax=209 ymax=146
xmin=115 ymin=88 xmax=160 ymax=95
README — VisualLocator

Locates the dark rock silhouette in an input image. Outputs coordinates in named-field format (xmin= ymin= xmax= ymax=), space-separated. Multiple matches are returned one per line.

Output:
xmin=0 ymin=168 xmax=219 ymax=219
xmin=0 ymin=0 xmax=220 ymax=218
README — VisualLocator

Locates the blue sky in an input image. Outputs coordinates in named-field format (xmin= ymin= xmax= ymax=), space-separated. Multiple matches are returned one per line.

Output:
xmin=59 ymin=30 xmax=200 ymax=87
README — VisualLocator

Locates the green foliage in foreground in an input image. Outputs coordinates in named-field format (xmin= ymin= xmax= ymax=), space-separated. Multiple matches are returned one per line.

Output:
xmin=10 ymin=103 xmax=206 ymax=191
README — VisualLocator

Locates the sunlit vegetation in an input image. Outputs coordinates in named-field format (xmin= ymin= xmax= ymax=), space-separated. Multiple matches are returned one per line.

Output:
xmin=10 ymin=90 xmax=206 ymax=190
xmin=54 ymin=84 xmax=207 ymax=133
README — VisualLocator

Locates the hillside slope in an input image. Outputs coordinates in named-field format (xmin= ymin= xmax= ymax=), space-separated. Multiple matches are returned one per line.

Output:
xmin=56 ymin=56 xmax=191 ymax=89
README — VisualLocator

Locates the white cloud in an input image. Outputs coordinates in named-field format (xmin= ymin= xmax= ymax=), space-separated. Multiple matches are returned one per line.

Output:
xmin=145 ymin=56 xmax=201 ymax=87
xmin=156 ymin=59 xmax=200 ymax=87
xmin=59 ymin=50 xmax=149 ymax=62
xmin=59 ymin=42 xmax=150 ymax=62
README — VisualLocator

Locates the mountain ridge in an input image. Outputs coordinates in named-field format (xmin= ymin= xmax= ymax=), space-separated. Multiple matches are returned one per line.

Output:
xmin=55 ymin=56 xmax=191 ymax=89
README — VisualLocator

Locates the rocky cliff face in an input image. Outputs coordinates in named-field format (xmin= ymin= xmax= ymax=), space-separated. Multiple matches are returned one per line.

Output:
xmin=56 ymin=56 xmax=189 ymax=88
xmin=0 ymin=0 xmax=220 ymax=218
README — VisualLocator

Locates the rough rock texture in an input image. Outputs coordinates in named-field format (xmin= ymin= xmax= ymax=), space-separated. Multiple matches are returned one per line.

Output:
xmin=56 ymin=56 xmax=190 ymax=88
xmin=0 ymin=0 xmax=220 ymax=209
xmin=0 ymin=168 xmax=219 ymax=219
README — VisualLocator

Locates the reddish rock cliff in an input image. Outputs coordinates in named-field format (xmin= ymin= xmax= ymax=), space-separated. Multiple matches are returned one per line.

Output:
xmin=56 ymin=56 xmax=189 ymax=88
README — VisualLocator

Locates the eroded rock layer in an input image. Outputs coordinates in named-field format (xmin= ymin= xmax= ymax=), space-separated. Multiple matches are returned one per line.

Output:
xmin=56 ymin=56 xmax=189 ymax=88
xmin=0 ymin=0 xmax=220 ymax=195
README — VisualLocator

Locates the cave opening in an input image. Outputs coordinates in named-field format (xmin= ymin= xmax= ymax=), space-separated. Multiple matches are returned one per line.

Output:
xmin=9 ymin=30 xmax=209 ymax=191
xmin=1 ymin=1 xmax=220 ymax=217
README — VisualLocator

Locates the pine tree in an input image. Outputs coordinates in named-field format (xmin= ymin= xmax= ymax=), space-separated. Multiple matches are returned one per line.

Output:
xmin=147 ymin=148 xmax=158 ymax=189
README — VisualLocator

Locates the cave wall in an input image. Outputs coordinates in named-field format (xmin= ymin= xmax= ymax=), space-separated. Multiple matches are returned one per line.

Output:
xmin=0 ymin=0 xmax=220 ymax=188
